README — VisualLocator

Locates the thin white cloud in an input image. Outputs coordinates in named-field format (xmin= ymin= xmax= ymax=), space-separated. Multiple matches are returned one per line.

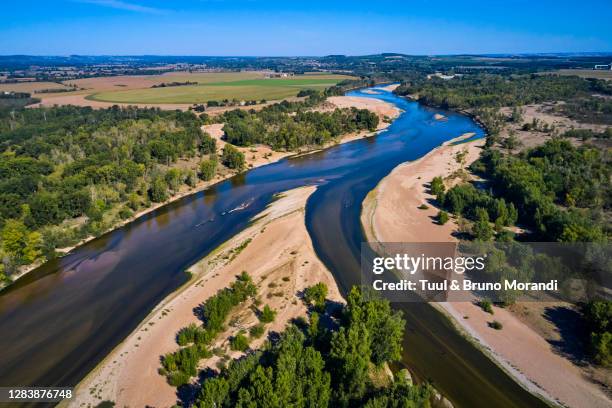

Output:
xmin=76 ymin=0 xmax=165 ymax=14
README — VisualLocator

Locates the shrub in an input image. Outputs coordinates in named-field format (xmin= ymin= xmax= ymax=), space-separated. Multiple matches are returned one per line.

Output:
xmin=488 ymin=320 xmax=503 ymax=330
xmin=478 ymin=299 xmax=494 ymax=314
xmin=417 ymin=204 xmax=429 ymax=210
xmin=230 ymin=331 xmax=249 ymax=352
xmin=438 ymin=210 xmax=449 ymax=225
xmin=592 ymin=332 xmax=612 ymax=366
xmin=430 ymin=176 xmax=445 ymax=196
xmin=249 ymin=323 xmax=265 ymax=339
xmin=177 ymin=323 xmax=200 ymax=346
xmin=582 ymin=301 xmax=612 ymax=366
xmin=303 ymin=283 xmax=328 ymax=311
xmin=259 ymin=305 xmax=277 ymax=323
xmin=199 ymin=157 xmax=218 ymax=181
xmin=118 ymin=207 xmax=133 ymax=220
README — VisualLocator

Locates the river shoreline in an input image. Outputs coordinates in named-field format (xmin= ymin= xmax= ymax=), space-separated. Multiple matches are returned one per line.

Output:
xmin=360 ymin=134 xmax=611 ymax=408
xmin=3 ymin=94 xmax=400 ymax=291
xmin=1 ymin=86 xmax=549 ymax=408
xmin=68 ymin=186 xmax=344 ymax=407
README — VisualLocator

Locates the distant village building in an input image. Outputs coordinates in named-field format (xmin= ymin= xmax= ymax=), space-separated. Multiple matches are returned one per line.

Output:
xmin=265 ymin=72 xmax=294 ymax=78
xmin=426 ymin=72 xmax=461 ymax=80
xmin=594 ymin=63 xmax=612 ymax=70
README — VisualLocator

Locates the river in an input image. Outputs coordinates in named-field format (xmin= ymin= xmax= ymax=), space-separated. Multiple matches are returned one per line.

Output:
xmin=0 ymin=86 xmax=547 ymax=407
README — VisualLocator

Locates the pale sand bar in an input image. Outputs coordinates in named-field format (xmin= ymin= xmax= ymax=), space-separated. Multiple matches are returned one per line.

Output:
xmin=69 ymin=186 xmax=342 ymax=407
xmin=361 ymin=135 xmax=611 ymax=408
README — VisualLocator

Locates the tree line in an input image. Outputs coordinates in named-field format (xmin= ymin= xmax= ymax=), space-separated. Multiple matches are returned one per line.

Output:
xmin=0 ymin=105 xmax=223 ymax=284
xmin=185 ymin=285 xmax=431 ymax=408
xmin=434 ymin=139 xmax=610 ymax=243
xmin=431 ymin=139 xmax=611 ymax=364
xmin=218 ymin=91 xmax=379 ymax=150
xmin=394 ymin=73 xmax=611 ymax=111
xmin=160 ymin=272 xmax=259 ymax=386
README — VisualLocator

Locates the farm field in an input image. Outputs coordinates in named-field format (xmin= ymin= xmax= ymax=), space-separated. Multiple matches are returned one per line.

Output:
xmin=2 ymin=71 xmax=353 ymax=108
xmin=553 ymin=68 xmax=612 ymax=80
xmin=86 ymin=73 xmax=352 ymax=103
xmin=0 ymin=81 xmax=73 ymax=93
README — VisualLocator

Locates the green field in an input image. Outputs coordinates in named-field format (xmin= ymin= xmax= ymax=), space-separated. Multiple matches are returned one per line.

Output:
xmin=553 ymin=69 xmax=612 ymax=80
xmin=88 ymin=74 xmax=353 ymax=104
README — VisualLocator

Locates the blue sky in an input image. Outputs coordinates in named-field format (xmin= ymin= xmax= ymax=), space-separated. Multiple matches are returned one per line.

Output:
xmin=1 ymin=0 xmax=611 ymax=56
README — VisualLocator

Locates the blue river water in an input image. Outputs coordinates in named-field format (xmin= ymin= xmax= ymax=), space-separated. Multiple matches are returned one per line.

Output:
xmin=0 ymin=86 xmax=547 ymax=407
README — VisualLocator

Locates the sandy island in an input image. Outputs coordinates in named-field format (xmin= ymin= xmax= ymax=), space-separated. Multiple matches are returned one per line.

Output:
xmin=7 ymin=94 xmax=399 ymax=289
xmin=69 ymin=186 xmax=343 ymax=407
xmin=361 ymin=135 xmax=611 ymax=408
xmin=66 ymin=94 xmax=399 ymax=406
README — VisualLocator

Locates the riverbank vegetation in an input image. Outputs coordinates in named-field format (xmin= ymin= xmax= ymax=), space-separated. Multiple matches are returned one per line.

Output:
xmin=394 ymin=74 xmax=611 ymax=111
xmin=0 ymin=85 xmax=381 ymax=285
xmin=435 ymin=138 xmax=610 ymax=243
xmin=218 ymin=91 xmax=379 ymax=150
xmin=428 ymin=109 xmax=612 ymax=366
xmin=582 ymin=301 xmax=612 ymax=366
xmin=160 ymin=272 xmax=257 ymax=386
xmin=0 ymin=105 xmax=222 ymax=285
xmin=179 ymin=285 xmax=431 ymax=408
xmin=394 ymin=73 xmax=612 ymax=134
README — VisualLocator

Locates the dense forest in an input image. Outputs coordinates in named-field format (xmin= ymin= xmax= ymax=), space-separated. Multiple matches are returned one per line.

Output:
xmin=395 ymin=73 xmax=612 ymax=132
xmin=394 ymin=73 xmax=612 ymax=110
xmin=437 ymin=139 xmax=611 ymax=243
xmin=165 ymin=280 xmax=431 ymax=408
xmin=0 ymin=88 xmax=381 ymax=285
xmin=0 ymin=105 xmax=218 ymax=283
xmin=218 ymin=90 xmax=379 ymax=150
xmin=432 ymin=137 xmax=611 ymax=364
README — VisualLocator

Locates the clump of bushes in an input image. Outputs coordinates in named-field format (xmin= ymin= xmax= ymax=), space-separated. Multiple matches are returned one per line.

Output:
xmin=160 ymin=343 xmax=212 ymax=386
xmin=230 ymin=331 xmax=250 ymax=352
xmin=437 ymin=210 xmax=449 ymax=225
xmin=249 ymin=323 xmax=265 ymax=339
xmin=199 ymin=157 xmax=218 ymax=181
xmin=259 ymin=304 xmax=277 ymax=323
xmin=478 ymin=299 xmax=494 ymax=314
xmin=582 ymin=300 xmax=612 ymax=366
xmin=488 ymin=320 xmax=503 ymax=330
xmin=160 ymin=272 xmax=257 ymax=385
xmin=221 ymin=144 xmax=245 ymax=170
xmin=303 ymin=282 xmax=328 ymax=311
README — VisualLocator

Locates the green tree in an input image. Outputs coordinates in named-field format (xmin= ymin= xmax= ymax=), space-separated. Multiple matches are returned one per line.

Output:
xmin=199 ymin=157 xmax=218 ymax=181
xmin=345 ymin=287 xmax=404 ymax=365
xmin=1 ymin=219 xmax=42 ymax=264
xmin=230 ymin=331 xmax=250 ymax=352
xmin=330 ymin=322 xmax=371 ymax=404
xmin=438 ymin=210 xmax=449 ymax=225
xmin=221 ymin=144 xmax=246 ymax=170
xmin=430 ymin=176 xmax=445 ymax=197
xmin=592 ymin=332 xmax=612 ymax=366
xmin=149 ymin=176 xmax=168 ymax=202
xmin=472 ymin=207 xmax=493 ymax=241
xmin=259 ymin=305 xmax=277 ymax=323
xmin=303 ymin=282 xmax=328 ymax=311
xmin=165 ymin=168 xmax=182 ymax=193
